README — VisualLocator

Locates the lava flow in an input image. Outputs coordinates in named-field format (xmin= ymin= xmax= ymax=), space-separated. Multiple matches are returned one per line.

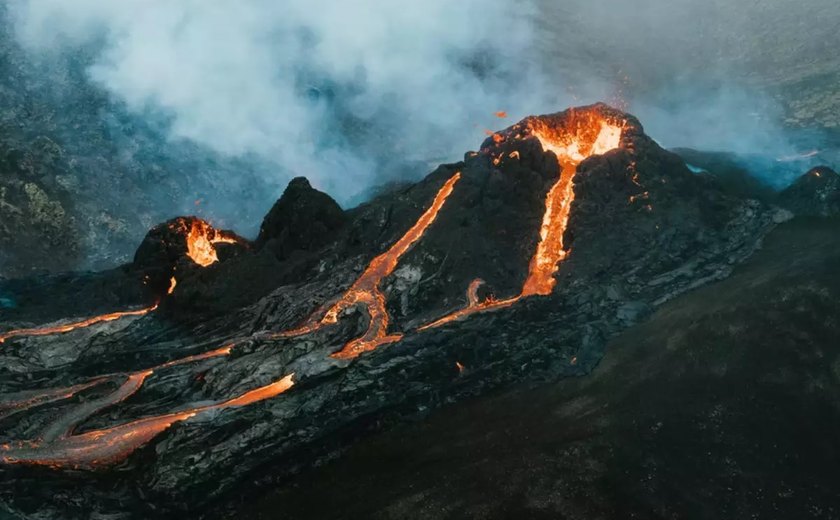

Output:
xmin=0 ymin=374 xmax=295 ymax=469
xmin=0 ymin=304 xmax=158 ymax=345
xmin=185 ymin=219 xmax=238 ymax=267
xmin=420 ymin=112 xmax=624 ymax=330
xmin=0 ymin=343 xmax=241 ymax=468
xmin=277 ymin=172 xmax=461 ymax=359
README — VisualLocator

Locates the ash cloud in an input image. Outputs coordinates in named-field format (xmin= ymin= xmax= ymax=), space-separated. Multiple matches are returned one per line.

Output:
xmin=8 ymin=0 xmax=838 ymax=206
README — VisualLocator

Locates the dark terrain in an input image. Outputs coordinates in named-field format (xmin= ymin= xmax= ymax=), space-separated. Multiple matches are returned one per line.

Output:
xmin=0 ymin=105 xmax=837 ymax=519
xmin=1 ymin=2 xmax=839 ymax=517
xmin=228 ymin=217 xmax=840 ymax=520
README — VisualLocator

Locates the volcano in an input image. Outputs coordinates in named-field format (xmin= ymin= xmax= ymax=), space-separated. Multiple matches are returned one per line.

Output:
xmin=0 ymin=104 xmax=820 ymax=518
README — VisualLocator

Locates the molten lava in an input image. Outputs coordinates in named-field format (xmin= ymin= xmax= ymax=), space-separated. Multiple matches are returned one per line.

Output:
xmin=0 ymin=305 xmax=158 ymax=345
xmin=0 ymin=106 xmax=627 ymax=474
xmin=420 ymin=113 xmax=624 ymax=330
xmin=0 ymin=374 xmax=295 ymax=469
xmin=185 ymin=219 xmax=238 ymax=267
xmin=278 ymin=172 xmax=462 ymax=359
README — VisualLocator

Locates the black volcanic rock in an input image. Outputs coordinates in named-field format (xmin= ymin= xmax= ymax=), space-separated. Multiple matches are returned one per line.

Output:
xmin=0 ymin=104 xmax=786 ymax=519
xmin=778 ymin=166 xmax=840 ymax=216
xmin=256 ymin=177 xmax=346 ymax=259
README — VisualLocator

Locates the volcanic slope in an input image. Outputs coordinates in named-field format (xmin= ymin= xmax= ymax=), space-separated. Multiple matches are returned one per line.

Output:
xmin=226 ymin=216 xmax=840 ymax=520
xmin=0 ymin=104 xmax=787 ymax=517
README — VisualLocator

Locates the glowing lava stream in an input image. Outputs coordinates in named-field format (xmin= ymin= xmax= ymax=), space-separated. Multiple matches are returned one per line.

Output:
xmin=0 ymin=304 xmax=159 ymax=345
xmin=0 ymin=374 xmax=295 ymax=469
xmin=0 ymin=344 xmax=234 ymax=429
xmin=277 ymin=172 xmax=462 ymax=359
xmin=419 ymin=120 xmax=624 ymax=330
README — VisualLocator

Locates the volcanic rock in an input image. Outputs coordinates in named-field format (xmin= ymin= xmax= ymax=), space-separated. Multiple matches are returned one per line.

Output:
xmin=256 ymin=177 xmax=347 ymax=259
xmin=778 ymin=166 xmax=840 ymax=216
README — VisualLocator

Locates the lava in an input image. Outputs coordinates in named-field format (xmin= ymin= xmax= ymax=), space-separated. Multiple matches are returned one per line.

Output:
xmin=185 ymin=219 xmax=238 ymax=267
xmin=167 ymin=276 xmax=178 ymax=295
xmin=277 ymin=172 xmax=462 ymax=359
xmin=420 ymin=112 xmax=624 ymax=330
xmin=0 ymin=374 xmax=294 ymax=469
xmin=40 ymin=371 xmax=153 ymax=443
xmin=0 ymin=304 xmax=158 ymax=345
xmin=0 ymin=343 xmax=247 ymax=469
xmin=1 ymin=107 xmax=627 ymax=475
xmin=0 ymin=344 xmax=233 ymax=424
xmin=0 ymin=378 xmax=109 ymax=420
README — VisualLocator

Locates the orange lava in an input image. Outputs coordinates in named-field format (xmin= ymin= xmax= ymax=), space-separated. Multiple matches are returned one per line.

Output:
xmin=219 ymin=373 xmax=296 ymax=407
xmin=167 ymin=276 xmax=178 ymax=295
xmin=1 ymin=342 xmax=233 ymax=441
xmin=328 ymin=172 xmax=460 ymax=358
xmin=420 ymin=113 xmax=624 ymax=330
xmin=186 ymin=220 xmax=238 ymax=267
xmin=40 ymin=370 xmax=153 ymax=443
xmin=277 ymin=173 xmax=461 ymax=359
xmin=0 ymin=373 xmax=294 ymax=469
xmin=0 ymin=304 xmax=158 ymax=345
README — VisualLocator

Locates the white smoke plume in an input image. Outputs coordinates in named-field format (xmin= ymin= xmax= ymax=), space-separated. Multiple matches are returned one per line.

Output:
xmin=8 ymin=0 xmax=562 ymax=204
xmin=9 ymin=0 xmax=838 ymax=200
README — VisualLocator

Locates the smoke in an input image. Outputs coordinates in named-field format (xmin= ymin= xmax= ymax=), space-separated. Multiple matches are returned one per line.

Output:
xmin=8 ymin=0 xmax=560 ymax=205
xmin=8 ymin=0 xmax=838 ymax=205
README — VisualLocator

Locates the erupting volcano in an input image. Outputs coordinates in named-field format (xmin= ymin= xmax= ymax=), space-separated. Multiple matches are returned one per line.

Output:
xmin=0 ymin=106 xmax=645 ymax=471
xmin=1 ymin=103 xmax=797 ymax=518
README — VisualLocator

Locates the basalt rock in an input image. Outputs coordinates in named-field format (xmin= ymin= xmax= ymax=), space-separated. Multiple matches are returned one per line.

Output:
xmin=256 ymin=177 xmax=347 ymax=260
xmin=0 ymin=104 xmax=784 ymax=519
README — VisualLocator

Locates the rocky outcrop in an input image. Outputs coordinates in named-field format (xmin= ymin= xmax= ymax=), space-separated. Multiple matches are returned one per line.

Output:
xmin=256 ymin=177 xmax=346 ymax=260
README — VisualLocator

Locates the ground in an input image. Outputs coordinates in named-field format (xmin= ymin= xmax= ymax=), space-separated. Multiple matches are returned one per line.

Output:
xmin=220 ymin=217 xmax=840 ymax=519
